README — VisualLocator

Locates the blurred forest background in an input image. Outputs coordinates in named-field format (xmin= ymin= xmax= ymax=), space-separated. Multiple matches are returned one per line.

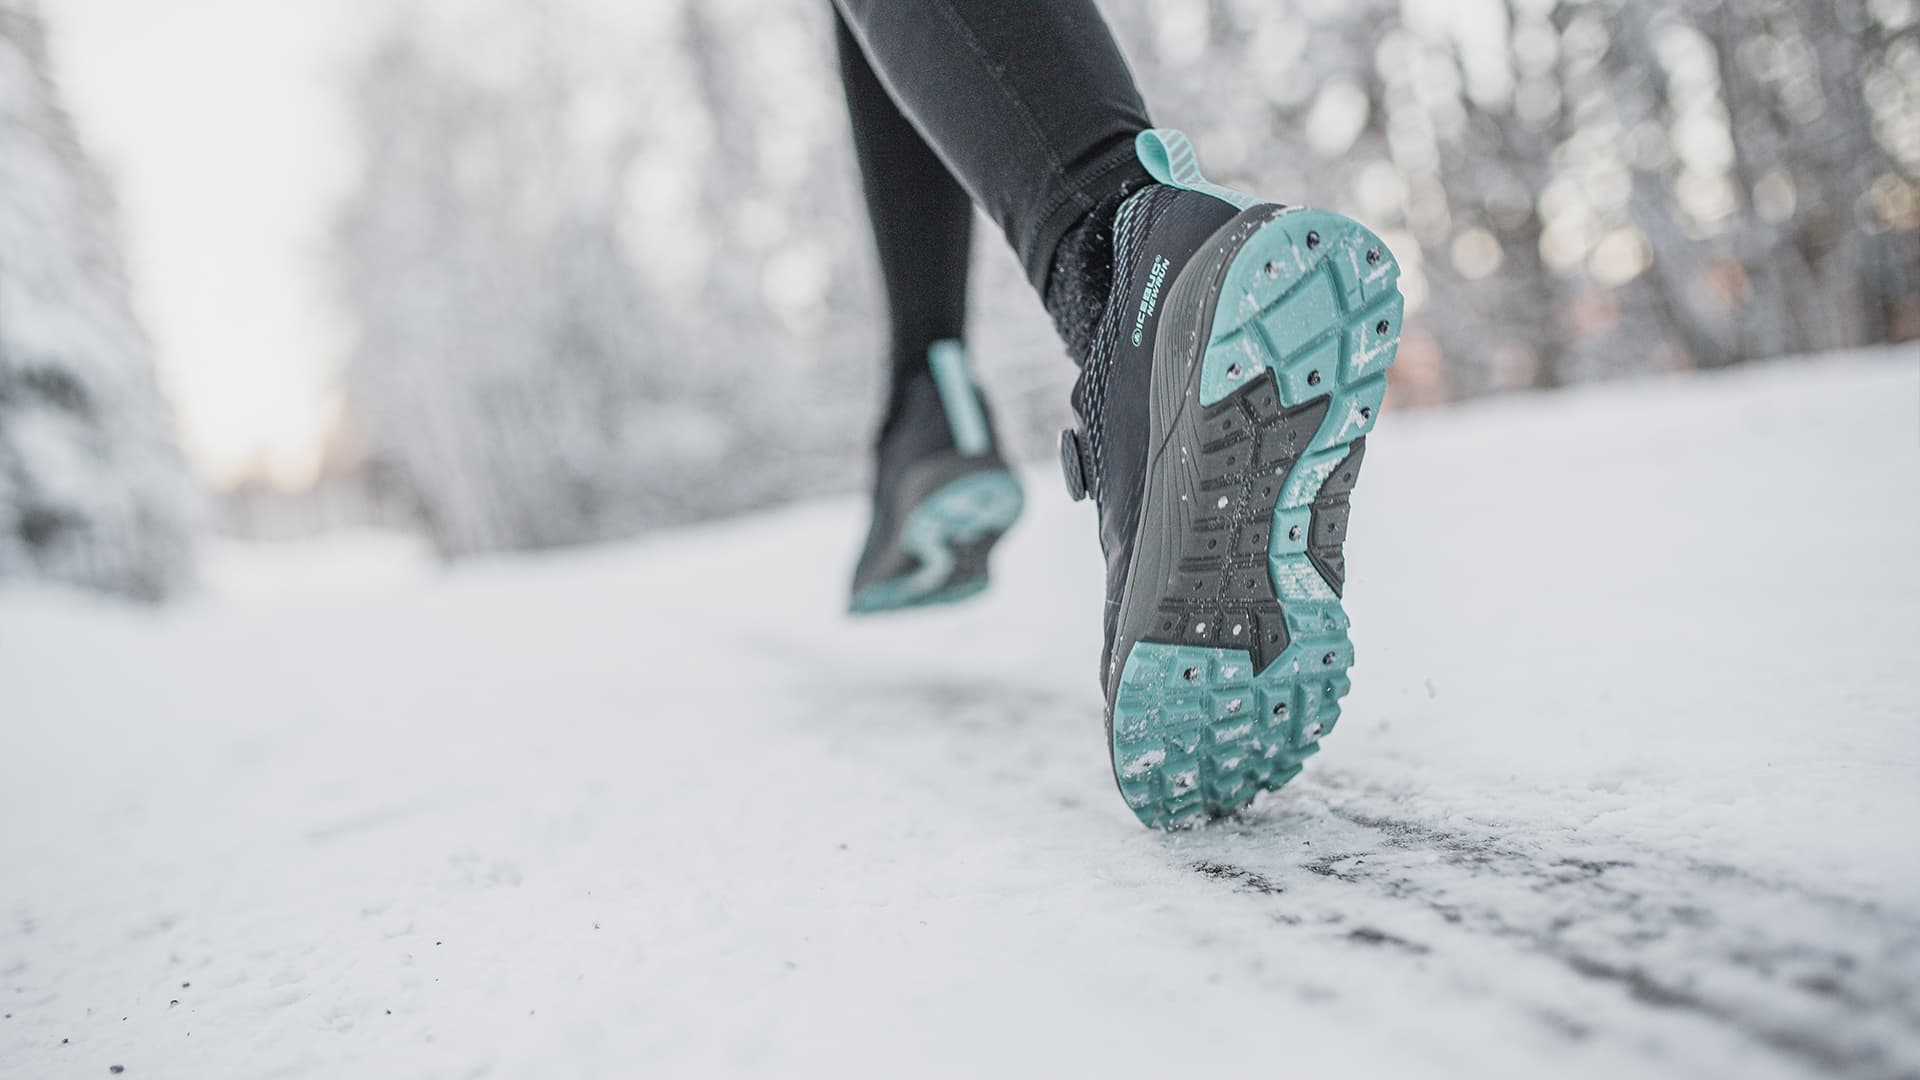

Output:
xmin=1 ymin=0 xmax=1915 ymax=599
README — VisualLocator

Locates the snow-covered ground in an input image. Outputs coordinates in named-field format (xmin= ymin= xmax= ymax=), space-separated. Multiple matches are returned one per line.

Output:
xmin=4 ymin=351 xmax=1918 ymax=1079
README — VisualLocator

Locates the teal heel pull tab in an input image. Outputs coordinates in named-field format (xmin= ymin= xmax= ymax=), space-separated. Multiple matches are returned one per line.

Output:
xmin=928 ymin=339 xmax=991 ymax=457
xmin=1135 ymin=129 xmax=1257 ymax=211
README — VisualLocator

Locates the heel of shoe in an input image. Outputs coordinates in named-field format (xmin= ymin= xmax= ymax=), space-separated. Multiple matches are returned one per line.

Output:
xmin=849 ymin=466 xmax=1025 ymax=615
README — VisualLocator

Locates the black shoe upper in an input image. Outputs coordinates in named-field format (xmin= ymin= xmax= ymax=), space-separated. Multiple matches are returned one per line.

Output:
xmin=851 ymin=363 xmax=1006 ymax=592
xmin=1062 ymin=185 xmax=1241 ymax=681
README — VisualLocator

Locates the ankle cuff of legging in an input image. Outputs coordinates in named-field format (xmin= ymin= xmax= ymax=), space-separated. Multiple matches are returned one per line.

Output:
xmin=1024 ymin=137 xmax=1155 ymax=294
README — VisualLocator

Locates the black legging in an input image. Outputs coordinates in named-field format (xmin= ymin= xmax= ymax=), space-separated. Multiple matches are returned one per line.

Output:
xmin=833 ymin=0 xmax=1153 ymax=387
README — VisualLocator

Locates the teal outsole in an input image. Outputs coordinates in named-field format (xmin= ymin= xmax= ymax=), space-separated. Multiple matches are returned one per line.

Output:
xmin=849 ymin=469 xmax=1024 ymax=615
xmin=1111 ymin=208 xmax=1402 ymax=828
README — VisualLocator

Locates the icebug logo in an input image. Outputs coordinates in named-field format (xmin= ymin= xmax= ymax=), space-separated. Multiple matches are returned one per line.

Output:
xmin=1132 ymin=255 xmax=1171 ymax=347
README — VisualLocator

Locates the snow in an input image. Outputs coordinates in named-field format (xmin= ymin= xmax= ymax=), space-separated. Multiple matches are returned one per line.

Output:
xmin=3 ymin=350 xmax=1918 ymax=1079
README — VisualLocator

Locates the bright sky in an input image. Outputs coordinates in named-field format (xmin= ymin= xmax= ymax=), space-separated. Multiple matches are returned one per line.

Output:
xmin=44 ymin=0 xmax=378 ymax=488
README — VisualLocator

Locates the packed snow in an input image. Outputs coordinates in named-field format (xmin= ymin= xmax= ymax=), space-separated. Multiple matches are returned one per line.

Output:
xmin=3 ymin=350 xmax=1918 ymax=1079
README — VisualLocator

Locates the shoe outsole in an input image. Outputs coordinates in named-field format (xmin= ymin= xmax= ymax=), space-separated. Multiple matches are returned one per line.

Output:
xmin=849 ymin=468 xmax=1024 ymax=615
xmin=1109 ymin=207 xmax=1402 ymax=828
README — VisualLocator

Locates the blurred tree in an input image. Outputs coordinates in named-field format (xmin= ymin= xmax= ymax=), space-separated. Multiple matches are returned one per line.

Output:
xmin=0 ymin=3 xmax=198 ymax=600
xmin=337 ymin=2 xmax=887 ymax=557
xmin=338 ymin=18 xmax=746 ymax=557
xmin=329 ymin=0 xmax=1918 ymax=552
xmin=1578 ymin=0 xmax=1920 ymax=370
xmin=1403 ymin=0 xmax=1585 ymax=392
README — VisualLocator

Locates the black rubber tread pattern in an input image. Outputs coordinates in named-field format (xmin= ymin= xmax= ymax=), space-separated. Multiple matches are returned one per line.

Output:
xmin=1138 ymin=383 xmax=1329 ymax=673
xmin=1306 ymin=438 xmax=1366 ymax=598
xmin=943 ymin=534 xmax=1000 ymax=591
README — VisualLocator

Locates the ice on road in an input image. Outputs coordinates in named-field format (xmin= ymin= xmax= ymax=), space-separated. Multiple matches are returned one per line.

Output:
xmin=4 ymin=351 xmax=1918 ymax=1079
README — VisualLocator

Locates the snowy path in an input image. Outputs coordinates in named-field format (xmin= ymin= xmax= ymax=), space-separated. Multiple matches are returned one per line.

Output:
xmin=4 ymin=352 xmax=1919 ymax=1079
